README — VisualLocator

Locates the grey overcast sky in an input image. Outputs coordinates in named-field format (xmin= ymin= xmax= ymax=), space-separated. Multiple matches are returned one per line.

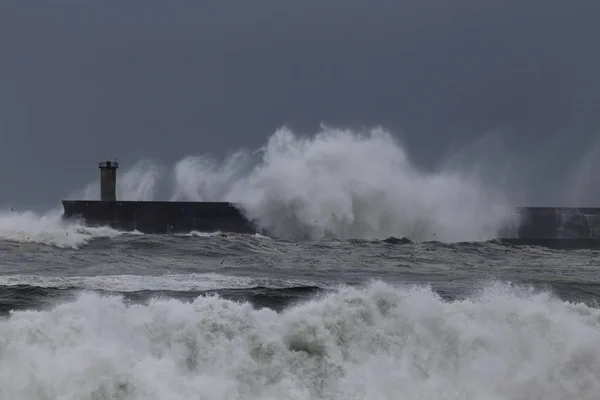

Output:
xmin=1 ymin=0 xmax=599 ymax=210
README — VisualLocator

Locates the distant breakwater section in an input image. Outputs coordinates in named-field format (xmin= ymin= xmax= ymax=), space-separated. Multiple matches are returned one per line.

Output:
xmin=62 ymin=201 xmax=600 ymax=246
xmin=510 ymin=207 xmax=600 ymax=239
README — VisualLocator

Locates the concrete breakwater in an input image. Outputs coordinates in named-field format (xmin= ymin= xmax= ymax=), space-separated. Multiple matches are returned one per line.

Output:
xmin=60 ymin=160 xmax=600 ymax=249
xmin=61 ymin=200 xmax=600 ymax=248
xmin=61 ymin=200 xmax=255 ymax=234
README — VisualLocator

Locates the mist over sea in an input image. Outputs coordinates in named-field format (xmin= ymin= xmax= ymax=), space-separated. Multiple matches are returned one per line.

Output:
xmin=1 ymin=128 xmax=599 ymax=399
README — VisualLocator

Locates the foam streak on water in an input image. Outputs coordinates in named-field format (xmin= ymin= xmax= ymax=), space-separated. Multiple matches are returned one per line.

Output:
xmin=0 ymin=282 xmax=598 ymax=399
xmin=0 ymin=273 xmax=317 ymax=292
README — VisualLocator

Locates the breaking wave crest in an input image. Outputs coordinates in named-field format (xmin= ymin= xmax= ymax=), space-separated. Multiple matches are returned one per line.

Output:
xmin=0 ymin=208 xmax=123 ymax=248
xmin=0 ymin=281 xmax=598 ymax=399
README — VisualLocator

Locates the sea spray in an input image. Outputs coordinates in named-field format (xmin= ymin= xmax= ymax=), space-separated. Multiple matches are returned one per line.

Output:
xmin=83 ymin=126 xmax=519 ymax=242
xmin=171 ymin=151 xmax=254 ymax=202
xmin=0 ymin=281 xmax=598 ymax=399
xmin=2 ymin=126 xmax=520 ymax=246
xmin=221 ymin=127 xmax=518 ymax=241
xmin=0 ymin=208 xmax=122 ymax=248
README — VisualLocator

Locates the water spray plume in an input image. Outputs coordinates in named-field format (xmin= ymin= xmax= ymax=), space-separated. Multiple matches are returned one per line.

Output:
xmin=167 ymin=126 xmax=518 ymax=241
xmin=0 ymin=126 xmax=519 ymax=246
xmin=224 ymin=127 xmax=518 ymax=241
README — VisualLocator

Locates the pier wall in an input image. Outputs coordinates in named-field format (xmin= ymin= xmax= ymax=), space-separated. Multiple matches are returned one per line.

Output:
xmin=60 ymin=161 xmax=600 ymax=248
xmin=61 ymin=200 xmax=256 ymax=234
xmin=61 ymin=201 xmax=600 ymax=248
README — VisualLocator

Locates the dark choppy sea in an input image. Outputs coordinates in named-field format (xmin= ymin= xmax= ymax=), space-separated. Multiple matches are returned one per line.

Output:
xmin=1 ymin=231 xmax=600 ymax=399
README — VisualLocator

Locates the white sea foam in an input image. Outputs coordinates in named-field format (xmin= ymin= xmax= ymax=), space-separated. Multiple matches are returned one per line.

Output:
xmin=0 ymin=281 xmax=598 ymax=399
xmin=0 ymin=273 xmax=316 ymax=292
xmin=0 ymin=208 xmax=123 ymax=248
xmin=177 ymin=231 xmax=224 ymax=237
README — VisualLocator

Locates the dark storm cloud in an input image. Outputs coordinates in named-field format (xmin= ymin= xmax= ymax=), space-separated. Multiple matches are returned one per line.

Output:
xmin=0 ymin=0 xmax=599 ymax=209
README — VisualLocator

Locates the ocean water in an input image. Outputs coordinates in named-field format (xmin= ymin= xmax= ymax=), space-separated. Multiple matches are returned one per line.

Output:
xmin=1 ymin=230 xmax=599 ymax=400
xmin=1 ymin=128 xmax=599 ymax=399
